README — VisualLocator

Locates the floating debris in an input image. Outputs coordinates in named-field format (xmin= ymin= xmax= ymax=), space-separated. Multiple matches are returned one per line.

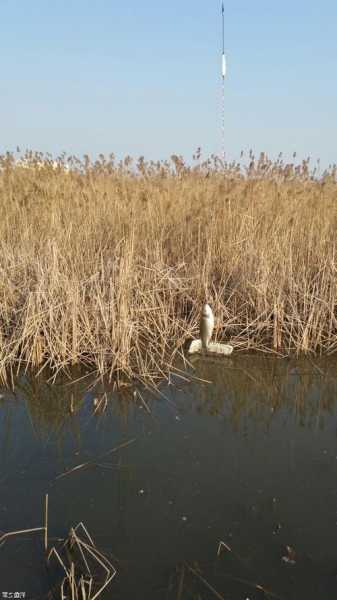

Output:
xmin=273 ymin=523 xmax=282 ymax=535
xmin=281 ymin=545 xmax=296 ymax=565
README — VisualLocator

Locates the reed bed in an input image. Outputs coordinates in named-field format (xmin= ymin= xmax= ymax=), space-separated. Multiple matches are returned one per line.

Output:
xmin=0 ymin=151 xmax=336 ymax=385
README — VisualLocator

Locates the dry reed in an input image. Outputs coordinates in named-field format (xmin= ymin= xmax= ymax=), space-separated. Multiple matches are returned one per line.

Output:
xmin=0 ymin=150 xmax=336 ymax=385
xmin=48 ymin=522 xmax=117 ymax=599
xmin=0 ymin=495 xmax=116 ymax=599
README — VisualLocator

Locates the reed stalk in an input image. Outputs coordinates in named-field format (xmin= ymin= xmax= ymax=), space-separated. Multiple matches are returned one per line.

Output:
xmin=0 ymin=151 xmax=336 ymax=384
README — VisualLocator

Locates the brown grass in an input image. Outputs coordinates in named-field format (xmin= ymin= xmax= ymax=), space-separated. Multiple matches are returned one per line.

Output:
xmin=0 ymin=150 xmax=336 ymax=385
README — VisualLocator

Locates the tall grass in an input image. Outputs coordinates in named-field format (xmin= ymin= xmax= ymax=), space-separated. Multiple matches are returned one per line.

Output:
xmin=0 ymin=151 xmax=336 ymax=384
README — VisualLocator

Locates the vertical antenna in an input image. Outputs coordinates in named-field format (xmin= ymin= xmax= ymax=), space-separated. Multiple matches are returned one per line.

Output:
xmin=221 ymin=2 xmax=226 ymax=163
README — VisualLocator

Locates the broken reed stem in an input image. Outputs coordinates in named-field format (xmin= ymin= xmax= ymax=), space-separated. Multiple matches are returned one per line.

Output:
xmin=217 ymin=574 xmax=283 ymax=600
xmin=184 ymin=563 xmax=225 ymax=600
xmin=136 ymin=390 xmax=151 ymax=414
xmin=0 ymin=527 xmax=45 ymax=546
xmin=176 ymin=564 xmax=185 ymax=600
xmin=0 ymin=492 xmax=117 ymax=599
xmin=48 ymin=521 xmax=116 ymax=600
xmin=70 ymin=561 xmax=75 ymax=600
xmin=44 ymin=493 xmax=48 ymax=552
xmin=216 ymin=540 xmax=283 ymax=600
xmin=55 ymin=438 xmax=136 ymax=480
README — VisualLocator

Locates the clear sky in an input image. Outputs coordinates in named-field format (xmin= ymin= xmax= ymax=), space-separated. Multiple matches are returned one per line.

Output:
xmin=1 ymin=0 xmax=336 ymax=166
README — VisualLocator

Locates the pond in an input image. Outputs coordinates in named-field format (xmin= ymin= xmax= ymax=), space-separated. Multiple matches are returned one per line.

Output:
xmin=0 ymin=355 xmax=337 ymax=599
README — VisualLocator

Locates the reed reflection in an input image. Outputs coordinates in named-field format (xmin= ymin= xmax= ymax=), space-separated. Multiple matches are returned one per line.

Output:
xmin=185 ymin=355 xmax=337 ymax=432
xmin=0 ymin=357 xmax=336 ymax=449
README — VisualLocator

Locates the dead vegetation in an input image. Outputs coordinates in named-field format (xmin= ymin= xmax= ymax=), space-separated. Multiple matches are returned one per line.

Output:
xmin=47 ymin=522 xmax=116 ymax=600
xmin=166 ymin=540 xmax=283 ymax=599
xmin=0 ymin=150 xmax=336 ymax=385
xmin=0 ymin=495 xmax=118 ymax=598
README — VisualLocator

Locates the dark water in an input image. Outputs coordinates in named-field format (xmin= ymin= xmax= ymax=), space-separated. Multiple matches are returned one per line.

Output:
xmin=1 ymin=355 xmax=337 ymax=599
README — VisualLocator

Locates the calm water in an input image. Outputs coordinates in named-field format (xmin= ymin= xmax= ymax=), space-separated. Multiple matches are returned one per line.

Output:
xmin=1 ymin=355 xmax=337 ymax=599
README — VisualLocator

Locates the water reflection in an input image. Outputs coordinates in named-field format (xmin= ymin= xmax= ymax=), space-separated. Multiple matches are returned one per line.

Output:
xmin=186 ymin=355 xmax=337 ymax=431
xmin=0 ymin=357 xmax=337 ymax=599
xmin=0 ymin=356 xmax=335 ymax=443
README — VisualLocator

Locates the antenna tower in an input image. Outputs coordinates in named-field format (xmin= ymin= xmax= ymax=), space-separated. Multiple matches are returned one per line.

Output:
xmin=221 ymin=2 xmax=226 ymax=163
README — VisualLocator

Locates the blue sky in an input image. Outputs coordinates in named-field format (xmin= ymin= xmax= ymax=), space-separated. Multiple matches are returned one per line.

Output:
xmin=1 ymin=0 xmax=336 ymax=166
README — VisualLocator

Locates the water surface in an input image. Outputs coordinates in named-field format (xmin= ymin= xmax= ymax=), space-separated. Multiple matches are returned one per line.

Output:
xmin=0 ymin=355 xmax=337 ymax=599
